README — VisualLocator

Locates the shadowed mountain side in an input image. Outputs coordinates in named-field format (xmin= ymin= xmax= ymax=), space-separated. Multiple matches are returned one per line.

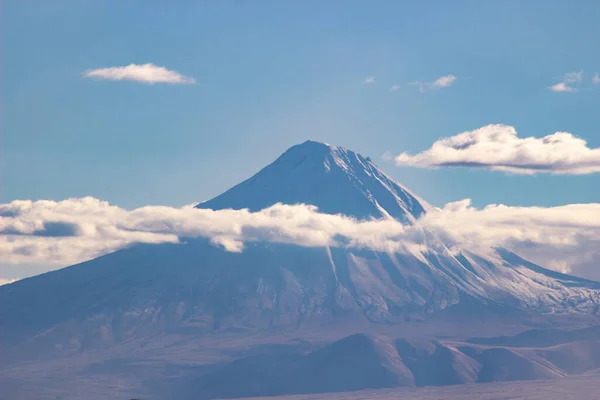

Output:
xmin=395 ymin=339 xmax=480 ymax=386
xmin=468 ymin=324 xmax=600 ymax=348
xmin=456 ymin=346 xmax=563 ymax=382
xmin=393 ymin=339 xmax=568 ymax=387
xmin=5 ymin=234 xmax=598 ymax=366
xmin=536 ymin=340 xmax=600 ymax=374
xmin=156 ymin=332 xmax=600 ymax=399
xmin=178 ymin=334 xmax=414 ymax=399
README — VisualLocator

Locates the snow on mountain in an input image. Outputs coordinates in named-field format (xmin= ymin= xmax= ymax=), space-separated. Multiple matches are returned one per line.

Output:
xmin=0 ymin=141 xmax=599 ymax=359
xmin=2 ymin=140 xmax=600 ymax=399
xmin=197 ymin=140 xmax=431 ymax=223
xmin=198 ymin=140 xmax=600 ymax=314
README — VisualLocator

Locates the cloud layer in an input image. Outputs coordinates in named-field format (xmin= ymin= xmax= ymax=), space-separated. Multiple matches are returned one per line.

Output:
xmin=394 ymin=124 xmax=600 ymax=175
xmin=83 ymin=63 xmax=196 ymax=84
xmin=1 ymin=197 xmax=599 ymax=280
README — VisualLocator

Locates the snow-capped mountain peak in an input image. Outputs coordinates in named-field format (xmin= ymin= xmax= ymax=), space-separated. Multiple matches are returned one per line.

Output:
xmin=197 ymin=140 xmax=430 ymax=223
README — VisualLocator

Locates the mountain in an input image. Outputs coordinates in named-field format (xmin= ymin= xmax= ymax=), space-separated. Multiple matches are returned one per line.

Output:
xmin=468 ymin=324 xmax=600 ymax=348
xmin=1 ymin=140 xmax=599 ymax=399
xmin=182 ymin=334 xmax=415 ymax=399
xmin=197 ymin=140 xmax=431 ymax=223
xmin=114 ymin=329 xmax=600 ymax=399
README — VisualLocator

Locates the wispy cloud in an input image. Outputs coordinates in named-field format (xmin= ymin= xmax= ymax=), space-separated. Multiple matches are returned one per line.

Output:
xmin=83 ymin=63 xmax=196 ymax=84
xmin=1 ymin=197 xmax=599 ymax=280
xmin=549 ymin=71 xmax=582 ymax=92
xmin=381 ymin=151 xmax=393 ymax=161
xmin=393 ymin=124 xmax=600 ymax=175
xmin=410 ymin=74 xmax=456 ymax=92
xmin=389 ymin=85 xmax=400 ymax=92
xmin=364 ymin=76 xmax=376 ymax=85
xmin=432 ymin=74 xmax=456 ymax=88
xmin=0 ymin=278 xmax=19 ymax=286
xmin=563 ymin=71 xmax=583 ymax=83
xmin=593 ymin=73 xmax=600 ymax=85
xmin=550 ymin=82 xmax=576 ymax=92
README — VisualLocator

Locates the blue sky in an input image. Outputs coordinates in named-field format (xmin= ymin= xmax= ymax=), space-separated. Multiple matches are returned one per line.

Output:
xmin=3 ymin=0 xmax=600 ymax=209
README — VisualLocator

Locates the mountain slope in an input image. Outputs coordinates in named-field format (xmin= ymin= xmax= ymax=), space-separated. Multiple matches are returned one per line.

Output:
xmin=156 ymin=330 xmax=600 ymax=399
xmin=1 ymin=142 xmax=599 ymax=353
xmin=184 ymin=334 xmax=414 ymax=399
xmin=2 ymin=140 xmax=600 ymax=399
xmin=2 ymin=142 xmax=600 ymax=344
xmin=197 ymin=140 xmax=431 ymax=223
xmin=468 ymin=324 xmax=600 ymax=348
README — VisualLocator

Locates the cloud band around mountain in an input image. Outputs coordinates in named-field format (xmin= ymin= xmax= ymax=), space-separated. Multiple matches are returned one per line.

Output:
xmin=1 ymin=197 xmax=599 ymax=281
xmin=83 ymin=63 xmax=196 ymax=84
xmin=394 ymin=124 xmax=600 ymax=175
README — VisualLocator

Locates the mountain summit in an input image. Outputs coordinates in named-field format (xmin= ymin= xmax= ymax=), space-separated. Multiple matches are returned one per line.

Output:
xmin=197 ymin=140 xmax=430 ymax=223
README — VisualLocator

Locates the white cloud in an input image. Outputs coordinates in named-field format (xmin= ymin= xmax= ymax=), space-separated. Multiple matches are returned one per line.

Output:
xmin=593 ymin=73 xmax=600 ymax=84
xmin=410 ymin=74 xmax=456 ymax=92
xmin=549 ymin=71 xmax=582 ymax=92
xmin=1 ymin=197 xmax=599 ymax=280
xmin=422 ymin=200 xmax=600 ymax=279
xmin=0 ymin=197 xmax=405 ymax=266
xmin=394 ymin=124 xmax=600 ymax=175
xmin=364 ymin=76 xmax=376 ymax=84
xmin=432 ymin=74 xmax=456 ymax=88
xmin=550 ymin=82 xmax=576 ymax=92
xmin=83 ymin=63 xmax=196 ymax=84
xmin=389 ymin=85 xmax=400 ymax=92
xmin=0 ymin=278 xmax=19 ymax=286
